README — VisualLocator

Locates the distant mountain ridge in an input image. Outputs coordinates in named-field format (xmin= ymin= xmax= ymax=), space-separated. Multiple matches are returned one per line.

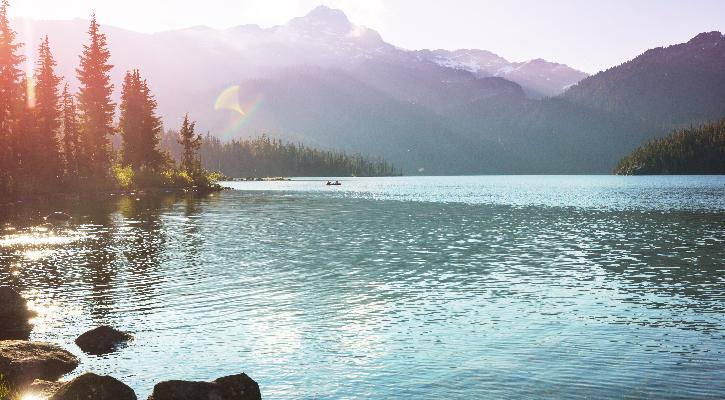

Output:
xmin=564 ymin=31 xmax=725 ymax=127
xmin=13 ymin=7 xmax=725 ymax=174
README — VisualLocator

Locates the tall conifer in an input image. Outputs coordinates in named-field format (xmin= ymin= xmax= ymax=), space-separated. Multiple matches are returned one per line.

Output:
xmin=33 ymin=35 xmax=63 ymax=185
xmin=61 ymin=83 xmax=81 ymax=176
xmin=76 ymin=13 xmax=115 ymax=179
xmin=178 ymin=114 xmax=201 ymax=175
xmin=119 ymin=69 xmax=164 ymax=170
xmin=0 ymin=0 xmax=24 ymax=192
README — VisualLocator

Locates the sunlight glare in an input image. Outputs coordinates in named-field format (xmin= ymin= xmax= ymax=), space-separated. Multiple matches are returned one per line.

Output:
xmin=20 ymin=393 xmax=43 ymax=400
xmin=214 ymin=85 xmax=245 ymax=116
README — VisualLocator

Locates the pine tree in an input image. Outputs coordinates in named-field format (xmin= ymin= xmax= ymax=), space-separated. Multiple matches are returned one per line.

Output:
xmin=61 ymin=83 xmax=81 ymax=176
xmin=32 ymin=35 xmax=63 ymax=185
xmin=177 ymin=114 xmax=201 ymax=175
xmin=0 ymin=0 xmax=24 ymax=193
xmin=76 ymin=12 xmax=115 ymax=179
xmin=119 ymin=69 xmax=164 ymax=170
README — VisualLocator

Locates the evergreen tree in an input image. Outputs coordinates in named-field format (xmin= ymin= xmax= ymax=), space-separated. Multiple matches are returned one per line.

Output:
xmin=32 ymin=35 xmax=63 ymax=185
xmin=177 ymin=114 xmax=201 ymax=175
xmin=119 ymin=69 xmax=164 ymax=170
xmin=0 ymin=0 xmax=24 ymax=193
xmin=76 ymin=13 xmax=115 ymax=179
xmin=61 ymin=83 xmax=81 ymax=176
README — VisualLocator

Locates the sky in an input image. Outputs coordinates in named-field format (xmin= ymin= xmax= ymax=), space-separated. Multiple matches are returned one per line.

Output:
xmin=10 ymin=0 xmax=725 ymax=73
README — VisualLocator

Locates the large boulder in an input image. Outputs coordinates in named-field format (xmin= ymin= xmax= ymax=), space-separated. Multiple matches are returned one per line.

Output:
xmin=49 ymin=373 xmax=137 ymax=400
xmin=148 ymin=373 xmax=261 ymax=400
xmin=75 ymin=326 xmax=133 ymax=355
xmin=27 ymin=379 xmax=64 ymax=398
xmin=0 ymin=340 xmax=79 ymax=387
xmin=0 ymin=287 xmax=35 ymax=340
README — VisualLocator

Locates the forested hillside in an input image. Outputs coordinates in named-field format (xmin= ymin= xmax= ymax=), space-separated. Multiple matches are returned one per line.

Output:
xmin=615 ymin=120 xmax=725 ymax=175
xmin=564 ymin=32 xmax=725 ymax=127
xmin=160 ymin=132 xmax=400 ymax=177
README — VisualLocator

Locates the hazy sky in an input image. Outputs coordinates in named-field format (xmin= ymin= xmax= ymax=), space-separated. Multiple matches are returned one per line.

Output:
xmin=11 ymin=0 xmax=725 ymax=73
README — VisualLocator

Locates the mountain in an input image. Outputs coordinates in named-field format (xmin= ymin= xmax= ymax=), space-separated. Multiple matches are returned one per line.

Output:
xmin=416 ymin=49 xmax=588 ymax=97
xmin=564 ymin=31 xmax=725 ymax=127
xmin=13 ymin=8 xmax=725 ymax=174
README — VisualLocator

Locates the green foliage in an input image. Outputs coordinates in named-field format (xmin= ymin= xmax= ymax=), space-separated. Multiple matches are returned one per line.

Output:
xmin=113 ymin=163 xmax=134 ymax=189
xmin=615 ymin=119 xmax=725 ymax=175
xmin=206 ymin=170 xmax=230 ymax=183
xmin=111 ymin=163 xmax=220 ymax=190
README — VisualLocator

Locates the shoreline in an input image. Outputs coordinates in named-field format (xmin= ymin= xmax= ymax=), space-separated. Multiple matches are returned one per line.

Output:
xmin=0 ymin=185 xmax=226 ymax=209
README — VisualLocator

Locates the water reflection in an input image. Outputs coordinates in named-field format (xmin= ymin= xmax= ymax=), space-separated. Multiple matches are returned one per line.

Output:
xmin=0 ymin=192 xmax=208 ymax=328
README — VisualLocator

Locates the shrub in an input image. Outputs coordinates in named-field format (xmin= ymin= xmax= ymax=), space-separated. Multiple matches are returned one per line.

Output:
xmin=112 ymin=164 xmax=135 ymax=190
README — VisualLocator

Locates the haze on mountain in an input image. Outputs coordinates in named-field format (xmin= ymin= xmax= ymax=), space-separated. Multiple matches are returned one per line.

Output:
xmin=15 ymin=6 xmax=725 ymax=174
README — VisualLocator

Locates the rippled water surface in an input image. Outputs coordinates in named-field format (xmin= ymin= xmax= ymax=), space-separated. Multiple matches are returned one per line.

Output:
xmin=1 ymin=176 xmax=724 ymax=399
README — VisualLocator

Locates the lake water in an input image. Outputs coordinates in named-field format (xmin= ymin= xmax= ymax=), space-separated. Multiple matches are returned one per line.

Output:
xmin=1 ymin=176 xmax=724 ymax=399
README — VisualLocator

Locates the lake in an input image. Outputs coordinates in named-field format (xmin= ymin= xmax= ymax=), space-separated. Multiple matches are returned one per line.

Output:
xmin=1 ymin=176 xmax=724 ymax=399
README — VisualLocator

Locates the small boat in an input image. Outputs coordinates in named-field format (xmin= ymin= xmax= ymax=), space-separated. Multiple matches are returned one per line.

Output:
xmin=44 ymin=212 xmax=72 ymax=225
xmin=325 ymin=181 xmax=342 ymax=186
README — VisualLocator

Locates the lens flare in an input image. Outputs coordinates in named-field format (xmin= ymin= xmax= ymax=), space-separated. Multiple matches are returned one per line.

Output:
xmin=214 ymin=85 xmax=263 ymax=135
xmin=214 ymin=85 xmax=245 ymax=116
xmin=23 ymin=19 xmax=36 ymax=109
xmin=25 ymin=75 xmax=37 ymax=109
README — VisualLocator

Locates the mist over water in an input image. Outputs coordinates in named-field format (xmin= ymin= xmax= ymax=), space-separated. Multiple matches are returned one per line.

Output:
xmin=1 ymin=176 xmax=724 ymax=399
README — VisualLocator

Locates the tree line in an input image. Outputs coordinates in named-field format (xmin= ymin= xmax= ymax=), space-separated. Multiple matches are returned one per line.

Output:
xmin=0 ymin=1 xmax=212 ymax=200
xmin=159 ymin=133 xmax=401 ymax=178
xmin=615 ymin=119 xmax=725 ymax=175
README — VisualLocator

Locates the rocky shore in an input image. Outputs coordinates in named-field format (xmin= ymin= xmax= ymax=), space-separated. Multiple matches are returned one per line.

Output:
xmin=0 ymin=286 xmax=260 ymax=400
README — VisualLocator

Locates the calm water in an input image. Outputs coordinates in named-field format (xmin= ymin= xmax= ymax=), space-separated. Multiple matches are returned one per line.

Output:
xmin=1 ymin=176 xmax=724 ymax=399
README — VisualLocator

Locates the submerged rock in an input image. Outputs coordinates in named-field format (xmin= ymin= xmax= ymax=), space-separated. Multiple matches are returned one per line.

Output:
xmin=0 ymin=287 xmax=35 ymax=340
xmin=0 ymin=340 xmax=79 ymax=387
xmin=49 ymin=373 xmax=137 ymax=400
xmin=75 ymin=326 xmax=133 ymax=355
xmin=148 ymin=373 xmax=261 ymax=400
xmin=44 ymin=212 xmax=72 ymax=225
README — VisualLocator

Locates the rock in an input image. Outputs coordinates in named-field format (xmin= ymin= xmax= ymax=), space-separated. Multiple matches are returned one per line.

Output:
xmin=0 ymin=340 xmax=79 ymax=388
xmin=49 ymin=373 xmax=137 ymax=400
xmin=27 ymin=379 xmax=64 ymax=397
xmin=148 ymin=373 xmax=261 ymax=400
xmin=0 ymin=287 xmax=36 ymax=340
xmin=44 ymin=212 xmax=72 ymax=226
xmin=75 ymin=326 xmax=133 ymax=355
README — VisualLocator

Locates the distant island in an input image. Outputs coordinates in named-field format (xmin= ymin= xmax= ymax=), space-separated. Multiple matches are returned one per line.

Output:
xmin=615 ymin=119 xmax=725 ymax=175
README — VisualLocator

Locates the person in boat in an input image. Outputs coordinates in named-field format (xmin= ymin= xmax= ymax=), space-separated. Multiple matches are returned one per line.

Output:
xmin=326 ymin=181 xmax=331 ymax=185
xmin=335 ymin=180 xmax=341 ymax=185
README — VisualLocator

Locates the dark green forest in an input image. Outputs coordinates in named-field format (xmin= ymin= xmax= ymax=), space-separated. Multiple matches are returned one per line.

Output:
xmin=615 ymin=119 xmax=725 ymax=175
xmin=160 ymin=132 xmax=401 ymax=178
